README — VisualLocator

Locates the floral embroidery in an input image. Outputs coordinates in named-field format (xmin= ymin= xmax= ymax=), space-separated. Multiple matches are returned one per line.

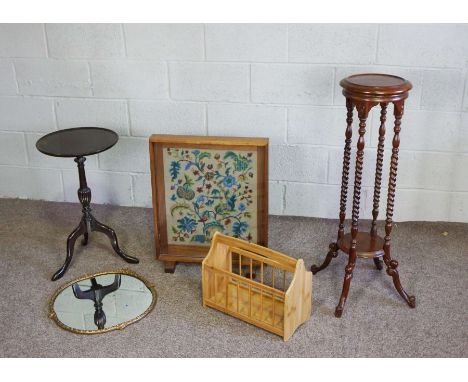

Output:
xmin=164 ymin=147 xmax=257 ymax=245
xmin=177 ymin=216 xmax=197 ymax=233
xmin=223 ymin=175 xmax=236 ymax=188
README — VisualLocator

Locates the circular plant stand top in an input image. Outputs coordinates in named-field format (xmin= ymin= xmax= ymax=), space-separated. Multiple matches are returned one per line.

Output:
xmin=36 ymin=127 xmax=118 ymax=158
xmin=340 ymin=73 xmax=412 ymax=102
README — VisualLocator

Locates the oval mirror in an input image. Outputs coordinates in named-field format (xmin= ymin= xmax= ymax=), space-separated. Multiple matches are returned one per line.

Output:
xmin=48 ymin=269 xmax=157 ymax=334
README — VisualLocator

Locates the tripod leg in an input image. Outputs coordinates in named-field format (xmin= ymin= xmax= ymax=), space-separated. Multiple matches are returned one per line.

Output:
xmin=311 ymin=243 xmax=338 ymax=274
xmin=92 ymin=218 xmax=139 ymax=264
xmin=381 ymin=100 xmax=415 ymax=309
xmin=373 ymin=257 xmax=383 ymax=270
xmin=383 ymin=255 xmax=416 ymax=308
xmin=335 ymin=101 xmax=371 ymax=318
xmin=52 ymin=221 xmax=86 ymax=281
xmin=314 ymin=99 xmax=353 ymax=276
xmin=335 ymin=249 xmax=357 ymax=318
xmin=81 ymin=231 xmax=89 ymax=246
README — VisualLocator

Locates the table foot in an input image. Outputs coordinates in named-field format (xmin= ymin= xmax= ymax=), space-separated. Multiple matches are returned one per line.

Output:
xmin=334 ymin=306 xmax=343 ymax=318
xmin=373 ymin=257 xmax=383 ymax=270
xmin=335 ymin=276 xmax=352 ymax=318
xmin=81 ymin=232 xmax=89 ymax=246
xmin=311 ymin=243 xmax=337 ymax=274
xmin=93 ymin=218 xmax=139 ymax=264
xmin=52 ymin=214 xmax=138 ymax=281
xmin=164 ymin=261 xmax=177 ymax=273
xmin=334 ymin=247 xmax=358 ymax=318
xmin=384 ymin=257 xmax=416 ymax=308
xmin=52 ymin=220 xmax=86 ymax=281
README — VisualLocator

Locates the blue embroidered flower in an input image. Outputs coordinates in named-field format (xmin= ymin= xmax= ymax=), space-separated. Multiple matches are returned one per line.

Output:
xmin=238 ymin=203 xmax=246 ymax=212
xmin=223 ymin=175 xmax=236 ymax=188
xmin=177 ymin=216 xmax=197 ymax=233
xmin=192 ymin=150 xmax=200 ymax=156
xmin=233 ymin=221 xmax=248 ymax=237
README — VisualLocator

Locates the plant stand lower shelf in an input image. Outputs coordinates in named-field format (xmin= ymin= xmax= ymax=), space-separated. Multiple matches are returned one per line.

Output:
xmin=202 ymin=232 xmax=312 ymax=341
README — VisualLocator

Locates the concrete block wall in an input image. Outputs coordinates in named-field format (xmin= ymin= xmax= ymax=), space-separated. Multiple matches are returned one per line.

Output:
xmin=0 ymin=23 xmax=467 ymax=222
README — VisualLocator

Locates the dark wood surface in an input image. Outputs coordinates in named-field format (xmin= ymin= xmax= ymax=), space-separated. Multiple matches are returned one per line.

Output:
xmin=371 ymin=103 xmax=388 ymax=237
xmin=337 ymin=232 xmax=384 ymax=258
xmin=340 ymin=73 xmax=412 ymax=102
xmin=36 ymin=127 xmax=118 ymax=158
xmin=311 ymin=73 xmax=415 ymax=317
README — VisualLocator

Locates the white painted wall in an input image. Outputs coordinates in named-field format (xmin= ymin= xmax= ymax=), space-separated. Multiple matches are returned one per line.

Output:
xmin=0 ymin=24 xmax=467 ymax=222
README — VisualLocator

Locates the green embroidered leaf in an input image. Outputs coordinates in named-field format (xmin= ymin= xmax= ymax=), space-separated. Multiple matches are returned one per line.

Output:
xmin=227 ymin=194 xmax=237 ymax=211
xmin=214 ymin=203 xmax=224 ymax=214
xmin=184 ymin=174 xmax=194 ymax=187
xmin=203 ymin=221 xmax=224 ymax=234
xmin=198 ymin=152 xmax=211 ymax=161
xmin=170 ymin=202 xmax=192 ymax=217
xmin=171 ymin=226 xmax=178 ymax=234
xmin=234 ymin=157 xmax=249 ymax=172
xmin=223 ymin=151 xmax=238 ymax=161
xmin=243 ymin=212 xmax=251 ymax=218
xmin=169 ymin=161 xmax=180 ymax=180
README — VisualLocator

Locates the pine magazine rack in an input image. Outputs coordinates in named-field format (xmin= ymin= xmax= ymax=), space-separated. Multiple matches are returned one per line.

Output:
xmin=202 ymin=232 xmax=312 ymax=341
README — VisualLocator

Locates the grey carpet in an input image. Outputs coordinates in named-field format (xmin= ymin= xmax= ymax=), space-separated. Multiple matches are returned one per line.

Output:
xmin=0 ymin=198 xmax=466 ymax=357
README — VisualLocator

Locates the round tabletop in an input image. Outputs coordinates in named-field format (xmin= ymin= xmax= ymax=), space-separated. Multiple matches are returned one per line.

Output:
xmin=36 ymin=127 xmax=119 ymax=158
xmin=340 ymin=73 xmax=412 ymax=102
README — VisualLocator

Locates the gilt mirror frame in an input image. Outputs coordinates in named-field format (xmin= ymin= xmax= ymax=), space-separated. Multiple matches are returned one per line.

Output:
xmin=149 ymin=134 xmax=269 ymax=271
xmin=48 ymin=268 xmax=157 ymax=335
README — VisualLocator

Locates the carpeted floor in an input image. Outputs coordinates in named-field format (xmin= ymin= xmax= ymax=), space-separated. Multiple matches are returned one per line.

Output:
xmin=0 ymin=198 xmax=466 ymax=357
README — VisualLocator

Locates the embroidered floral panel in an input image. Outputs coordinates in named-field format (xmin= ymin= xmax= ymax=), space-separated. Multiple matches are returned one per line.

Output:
xmin=163 ymin=147 xmax=258 ymax=246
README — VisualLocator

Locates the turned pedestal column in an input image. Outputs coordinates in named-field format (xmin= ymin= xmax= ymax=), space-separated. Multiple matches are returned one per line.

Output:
xmin=311 ymin=73 xmax=416 ymax=318
xmin=36 ymin=127 xmax=139 ymax=281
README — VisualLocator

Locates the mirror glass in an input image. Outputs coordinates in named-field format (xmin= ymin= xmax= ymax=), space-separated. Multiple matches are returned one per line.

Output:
xmin=49 ymin=270 xmax=156 ymax=334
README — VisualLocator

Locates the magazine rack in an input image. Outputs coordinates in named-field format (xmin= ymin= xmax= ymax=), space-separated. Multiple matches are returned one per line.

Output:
xmin=202 ymin=232 xmax=312 ymax=341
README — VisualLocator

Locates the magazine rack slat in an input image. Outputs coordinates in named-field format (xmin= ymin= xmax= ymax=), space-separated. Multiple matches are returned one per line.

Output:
xmin=202 ymin=232 xmax=312 ymax=341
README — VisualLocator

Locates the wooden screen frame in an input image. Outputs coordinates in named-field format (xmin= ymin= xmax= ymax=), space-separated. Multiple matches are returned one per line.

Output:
xmin=149 ymin=134 xmax=269 ymax=268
